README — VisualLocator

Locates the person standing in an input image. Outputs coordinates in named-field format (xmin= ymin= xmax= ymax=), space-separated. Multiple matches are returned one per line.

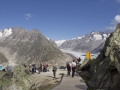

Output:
xmin=66 ymin=62 xmax=71 ymax=75
xmin=37 ymin=63 xmax=41 ymax=74
xmin=71 ymin=60 xmax=76 ymax=78
xmin=52 ymin=66 xmax=57 ymax=78
xmin=32 ymin=62 xmax=36 ymax=74
xmin=78 ymin=57 xmax=81 ymax=63
xmin=40 ymin=63 xmax=43 ymax=72
xmin=29 ymin=64 xmax=32 ymax=73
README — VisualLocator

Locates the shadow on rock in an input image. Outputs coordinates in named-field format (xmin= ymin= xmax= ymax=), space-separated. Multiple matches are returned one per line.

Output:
xmin=75 ymin=85 xmax=87 ymax=89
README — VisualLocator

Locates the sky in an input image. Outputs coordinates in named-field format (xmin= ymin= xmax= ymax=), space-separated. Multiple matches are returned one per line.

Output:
xmin=0 ymin=0 xmax=120 ymax=40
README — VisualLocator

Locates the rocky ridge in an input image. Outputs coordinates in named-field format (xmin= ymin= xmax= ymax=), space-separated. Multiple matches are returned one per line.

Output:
xmin=0 ymin=28 xmax=72 ymax=66
xmin=59 ymin=30 xmax=111 ymax=53
xmin=78 ymin=23 xmax=120 ymax=90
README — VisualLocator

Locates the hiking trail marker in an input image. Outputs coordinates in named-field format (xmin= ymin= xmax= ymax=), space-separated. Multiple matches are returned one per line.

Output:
xmin=86 ymin=52 xmax=91 ymax=59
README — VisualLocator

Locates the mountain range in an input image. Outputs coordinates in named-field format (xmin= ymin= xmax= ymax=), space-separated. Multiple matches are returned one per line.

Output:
xmin=0 ymin=28 xmax=72 ymax=66
xmin=55 ymin=30 xmax=111 ymax=53
xmin=0 ymin=27 xmax=112 ymax=67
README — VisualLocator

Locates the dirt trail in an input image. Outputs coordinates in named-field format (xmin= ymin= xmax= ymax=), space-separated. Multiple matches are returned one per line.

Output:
xmin=31 ymin=69 xmax=66 ymax=90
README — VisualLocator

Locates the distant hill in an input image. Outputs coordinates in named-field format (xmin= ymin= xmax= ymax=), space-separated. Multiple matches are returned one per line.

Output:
xmin=0 ymin=28 xmax=72 ymax=66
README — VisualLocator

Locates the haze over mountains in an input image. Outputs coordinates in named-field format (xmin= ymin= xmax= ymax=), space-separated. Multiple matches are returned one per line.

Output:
xmin=55 ymin=30 xmax=111 ymax=53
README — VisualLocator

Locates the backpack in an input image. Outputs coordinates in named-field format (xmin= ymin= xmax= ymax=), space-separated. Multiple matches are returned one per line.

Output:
xmin=67 ymin=63 xmax=70 ymax=68
xmin=53 ymin=66 xmax=57 ymax=71
xmin=37 ymin=64 xmax=40 ymax=68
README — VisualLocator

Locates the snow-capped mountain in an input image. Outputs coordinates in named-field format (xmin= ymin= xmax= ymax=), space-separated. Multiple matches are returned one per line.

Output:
xmin=0 ymin=27 xmax=72 ymax=66
xmin=0 ymin=28 xmax=12 ymax=38
xmin=55 ymin=40 xmax=66 ymax=47
xmin=59 ymin=30 xmax=111 ymax=53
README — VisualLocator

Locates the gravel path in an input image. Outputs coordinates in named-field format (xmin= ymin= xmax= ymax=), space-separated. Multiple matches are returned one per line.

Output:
xmin=52 ymin=71 xmax=87 ymax=90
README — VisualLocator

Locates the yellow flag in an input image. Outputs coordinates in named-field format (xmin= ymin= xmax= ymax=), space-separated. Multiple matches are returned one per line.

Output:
xmin=86 ymin=52 xmax=90 ymax=59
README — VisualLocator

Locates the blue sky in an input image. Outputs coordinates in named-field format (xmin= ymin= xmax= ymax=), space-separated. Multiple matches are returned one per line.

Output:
xmin=0 ymin=0 xmax=120 ymax=40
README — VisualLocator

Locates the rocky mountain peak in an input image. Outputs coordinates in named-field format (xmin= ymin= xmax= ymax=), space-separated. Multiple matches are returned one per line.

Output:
xmin=78 ymin=23 xmax=120 ymax=90
xmin=59 ymin=30 xmax=111 ymax=53
xmin=0 ymin=28 xmax=12 ymax=38
xmin=116 ymin=23 xmax=120 ymax=29
xmin=114 ymin=24 xmax=120 ymax=36
xmin=0 ymin=27 xmax=73 ymax=66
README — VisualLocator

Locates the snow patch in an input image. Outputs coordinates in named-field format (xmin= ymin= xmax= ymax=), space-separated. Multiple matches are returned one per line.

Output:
xmin=103 ymin=34 xmax=108 ymax=40
xmin=93 ymin=34 xmax=102 ymax=40
xmin=86 ymin=37 xmax=92 ymax=42
xmin=46 ymin=37 xmax=50 ymax=40
xmin=77 ymin=36 xmax=83 ymax=39
xmin=91 ymin=31 xmax=94 ymax=34
xmin=0 ymin=32 xmax=3 ymax=37
xmin=0 ymin=28 xmax=13 ymax=38
xmin=55 ymin=40 xmax=66 ymax=47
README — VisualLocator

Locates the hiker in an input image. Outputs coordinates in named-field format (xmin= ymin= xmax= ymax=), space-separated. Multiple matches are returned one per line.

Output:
xmin=37 ymin=63 xmax=41 ymax=74
xmin=5 ymin=65 xmax=9 ymax=71
xmin=5 ymin=65 xmax=13 ymax=72
xmin=71 ymin=60 xmax=76 ymax=78
xmin=77 ymin=57 xmax=81 ymax=63
xmin=43 ymin=63 xmax=47 ymax=72
xmin=75 ymin=60 xmax=78 ymax=75
xmin=29 ymin=64 xmax=32 ymax=72
xmin=40 ymin=63 xmax=43 ymax=72
xmin=52 ymin=65 xmax=57 ymax=78
xmin=66 ymin=61 xmax=71 ymax=75
xmin=46 ymin=62 xmax=49 ymax=71
xmin=32 ymin=62 xmax=36 ymax=74
xmin=66 ymin=61 xmax=69 ymax=65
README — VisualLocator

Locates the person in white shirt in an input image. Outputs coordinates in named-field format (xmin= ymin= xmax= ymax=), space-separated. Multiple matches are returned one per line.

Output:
xmin=71 ymin=60 xmax=76 ymax=77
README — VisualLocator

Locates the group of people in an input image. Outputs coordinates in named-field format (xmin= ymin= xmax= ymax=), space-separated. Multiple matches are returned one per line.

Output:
xmin=66 ymin=57 xmax=81 ymax=78
xmin=29 ymin=62 xmax=49 ymax=74
xmin=25 ymin=57 xmax=81 ymax=78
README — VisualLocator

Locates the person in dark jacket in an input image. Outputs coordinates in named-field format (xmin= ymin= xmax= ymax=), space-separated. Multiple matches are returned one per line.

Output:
xmin=52 ymin=66 xmax=57 ymax=78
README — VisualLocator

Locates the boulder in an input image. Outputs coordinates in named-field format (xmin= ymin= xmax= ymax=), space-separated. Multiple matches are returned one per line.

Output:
xmin=78 ymin=23 xmax=120 ymax=90
xmin=0 ymin=65 xmax=33 ymax=90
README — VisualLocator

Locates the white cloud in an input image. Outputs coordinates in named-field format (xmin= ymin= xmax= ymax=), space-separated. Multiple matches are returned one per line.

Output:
xmin=24 ymin=14 xmax=32 ymax=20
xmin=26 ymin=17 xmax=29 ymax=20
xmin=111 ymin=15 xmax=120 ymax=24
xmin=106 ymin=15 xmax=120 ymax=31
xmin=106 ymin=25 xmax=116 ymax=30
xmin=117 ymin=0 xmax=120 ymax=3
xmin=25 ymin=14 xmax=32 ymax=17
xmin=115 ymin=15 xmax=120 ymax=23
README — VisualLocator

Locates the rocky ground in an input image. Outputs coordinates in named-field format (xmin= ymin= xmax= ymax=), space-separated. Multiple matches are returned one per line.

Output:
xmin=30 ymin=69 xmax=66 ymax=90
xmin=30 ymin=53 xmax=77 ymax=90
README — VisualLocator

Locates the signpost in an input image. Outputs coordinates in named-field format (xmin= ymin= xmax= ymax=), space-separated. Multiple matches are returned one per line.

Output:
xmin=86 ymin=52 xmax=91 ymax=59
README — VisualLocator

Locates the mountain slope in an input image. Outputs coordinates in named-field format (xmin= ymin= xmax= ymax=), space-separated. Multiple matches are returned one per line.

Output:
xmin=55 ymin=40 xmax=66 ymax=47
xmin=78 ymin=23 xmax=120 ymax=90
xmin=0 ymin=28 xmax=72 ymax=66
xmin=59 ymin=30 xmax=111 ymax=53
